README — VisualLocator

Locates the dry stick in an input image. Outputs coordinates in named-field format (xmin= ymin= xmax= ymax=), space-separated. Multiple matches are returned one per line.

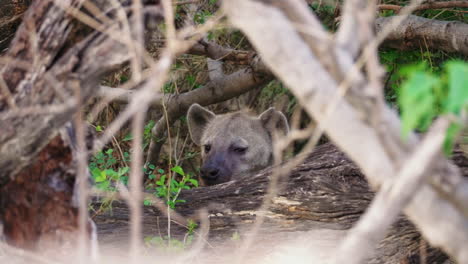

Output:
xmin=93 ymin=12 xmax=221 ymax=152
xmin=0 ymin=76 xmax=17 ymax=110
xmin=332 ymin=118 xmax=451 ymax=264
xmin=160 ymin=0 xmax=178 ymax=244
xmin=127 ymin=1 xmax=145 ymax=257
xmin=131 ymin=0 xmax=144 ymax=82
xmin=56 ymin=0 xmax=156 ymax=70
xmin=225 ymin=0 xmax=468 ymax=262
xmin=129 ymin=110 xmax=146 ymax=261
xmin=93 ymin=52 xmax=173 ymax=153
xmin=71 ymin=78 xmax=92 ymax=264
xmin=234 ymin=34 xmax=360 ymax=264
xmin=1 ymin=100 xmax=77 ymax=118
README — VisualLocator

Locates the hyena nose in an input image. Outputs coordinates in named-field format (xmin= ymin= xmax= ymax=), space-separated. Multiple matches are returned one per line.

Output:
xmin=201 ymin=166 xmax=220 ymax=180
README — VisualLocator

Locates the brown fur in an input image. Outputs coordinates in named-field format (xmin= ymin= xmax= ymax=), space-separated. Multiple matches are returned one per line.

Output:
xmin=187 ymin=104 xmax=289 ymax=185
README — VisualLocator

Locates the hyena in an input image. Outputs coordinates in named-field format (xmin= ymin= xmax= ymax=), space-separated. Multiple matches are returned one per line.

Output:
xmin=187 ymin=104 xmax=289 ymax=186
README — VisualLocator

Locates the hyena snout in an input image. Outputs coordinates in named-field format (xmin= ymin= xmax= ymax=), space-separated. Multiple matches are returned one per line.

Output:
xmin=200 ymin=159 xmax=232 ymax=185
xmin=200 ymin=165 xmax=220 ymax=180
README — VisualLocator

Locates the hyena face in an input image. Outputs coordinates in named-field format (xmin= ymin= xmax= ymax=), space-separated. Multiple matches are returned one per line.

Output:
xmin=187 ymin=104 xmax=289 ymax=186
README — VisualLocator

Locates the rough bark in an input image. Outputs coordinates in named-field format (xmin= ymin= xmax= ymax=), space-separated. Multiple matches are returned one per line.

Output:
xmin=0 ymin=0 xmax=84 ymax=185
xmin=0 ymin=0 xmax=163 ymax=186
xmin=0 ymin=0 xmax=31 ymax=53
xmin=92 ymin=143 xmax=468 ymax=263
xmin=376 ymin=15 xmax=468 ymax=56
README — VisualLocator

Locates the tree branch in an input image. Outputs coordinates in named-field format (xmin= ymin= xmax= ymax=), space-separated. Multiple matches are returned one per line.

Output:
xmin=224 ymin=0 xmax=468 ymax=262
xmin=376 ymin=15 xmax=468 ymax=56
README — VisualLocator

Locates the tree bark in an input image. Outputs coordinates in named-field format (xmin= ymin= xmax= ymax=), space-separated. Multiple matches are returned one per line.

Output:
xmin=0 ymin=0 xmax=163 ymax=185
xmin=92 ymin=143 xmax=468 ymax=263
xmin=376 ymin=15 xmax=468 ymax=56
xmin=0 ymin=0 xmax=31 ymax=53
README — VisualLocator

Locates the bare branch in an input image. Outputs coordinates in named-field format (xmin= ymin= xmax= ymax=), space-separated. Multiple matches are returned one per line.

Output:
xmin=333 ymin=118 xmax=450 ymax=264
xmin=224 ymin=0 xmax=468 ymax=261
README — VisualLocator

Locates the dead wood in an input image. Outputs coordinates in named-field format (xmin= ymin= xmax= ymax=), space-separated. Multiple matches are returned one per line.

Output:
xmin=0 ymin=0 xmax=31 ymax=53
xmin=376 ymin=15 xmax=468 ymax=56
xmin=92 ymin=143 xmax=468 ymax=263
xmin=0 ymin=0 xmax=163 ymax=185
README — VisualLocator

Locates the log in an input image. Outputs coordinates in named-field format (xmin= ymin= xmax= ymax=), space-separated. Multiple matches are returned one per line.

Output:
xmin=92 ymin=143 xmax=468 ymax=263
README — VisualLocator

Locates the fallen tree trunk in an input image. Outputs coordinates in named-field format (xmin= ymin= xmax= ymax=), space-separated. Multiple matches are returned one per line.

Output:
xmin=92 ymin=143 xmax=468 ymax=263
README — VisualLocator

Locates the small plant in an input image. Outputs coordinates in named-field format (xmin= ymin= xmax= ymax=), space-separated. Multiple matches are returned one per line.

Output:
xmin=89 ymin=148 xmax=130 ymax=190
xmin=398 ymin=60 xmax=468 ymax=153
xmin=123 ymin=120 xmax=156 ymax=150
xmin=144 ymin=219 xmax=198 ymax=251
xmin=148 ymin=165 xmax=198 ymax=209
xmin=194 ymin=10 xmax=212 ymax=24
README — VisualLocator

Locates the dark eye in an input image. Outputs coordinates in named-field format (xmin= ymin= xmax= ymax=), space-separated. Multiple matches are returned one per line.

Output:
xmin=204 ymin=145 xmax=211 ymax=153
xmin=233 ymin=146 xmax=247 ymax=154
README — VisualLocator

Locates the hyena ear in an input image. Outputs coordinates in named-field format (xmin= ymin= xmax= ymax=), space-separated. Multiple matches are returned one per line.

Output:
xmin=187 ymin=104 xmax=216 ymax=146
xmin=258 ymin=107 xmax=289 ymax=137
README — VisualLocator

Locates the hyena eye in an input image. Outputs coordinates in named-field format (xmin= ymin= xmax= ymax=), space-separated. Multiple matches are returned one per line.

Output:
xmin=233 ymin=146 xmax=247 ymax=154
xmin=204 ymin=145 xmax=211 ymax=153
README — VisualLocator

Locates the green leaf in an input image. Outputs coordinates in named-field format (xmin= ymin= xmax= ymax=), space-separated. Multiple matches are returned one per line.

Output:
xmin=168 ymin=201 xmax=175 ymax=209
xmin=118 ymin=167 xmax=129 ymax=176
xmin=90 ymin=167 xmax=101 ymax=178
xmin=95 ymin=170 xmax=107 ymax=183
xmin=157 ymin=169 xmax=165 ymax=174
xmin=398 ymin=69 xmax=439 ymax=137
xmin=445 ymin=61 xmax=468 ymax=114
xmin=97 ymin=181 xmax=110 ymax=190
xmin=95 ymin=125 xmax=103 ymax=132
xmin=188 ymin=179 xmax=199 ymax=187
xmin=149 ymin=174 xmax=156 ymax=180
xmin=171 ymin=166 xmax=185 ymax=176
xmin=123 ymin=133 xmax=133 ymax=141
xmin=143 ymin=199 xmax=152 ymax=206
xmin=156 ymin=175 xmax=166 ymax=186
xmin=148 ymin=164 xmax=156 ymax=170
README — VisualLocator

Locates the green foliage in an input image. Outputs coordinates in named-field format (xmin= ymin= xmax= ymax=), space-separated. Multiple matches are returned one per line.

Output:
xmin=122 ymin=120 xmax=156 ymax=150
xmin=147 ymin=165 xmax=198 ymax=209
xmin=144 ymin=219 xmax=198 ymax=251
xmin=89 ymin=148 xmax=130 ymax=190
xmin=144 ymin=236 xmax=191 ymax=252
xmin=194 ymin=10 xmax=212 ymax=24
xmin=398 ymin=60 xmax=468 ymax=153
